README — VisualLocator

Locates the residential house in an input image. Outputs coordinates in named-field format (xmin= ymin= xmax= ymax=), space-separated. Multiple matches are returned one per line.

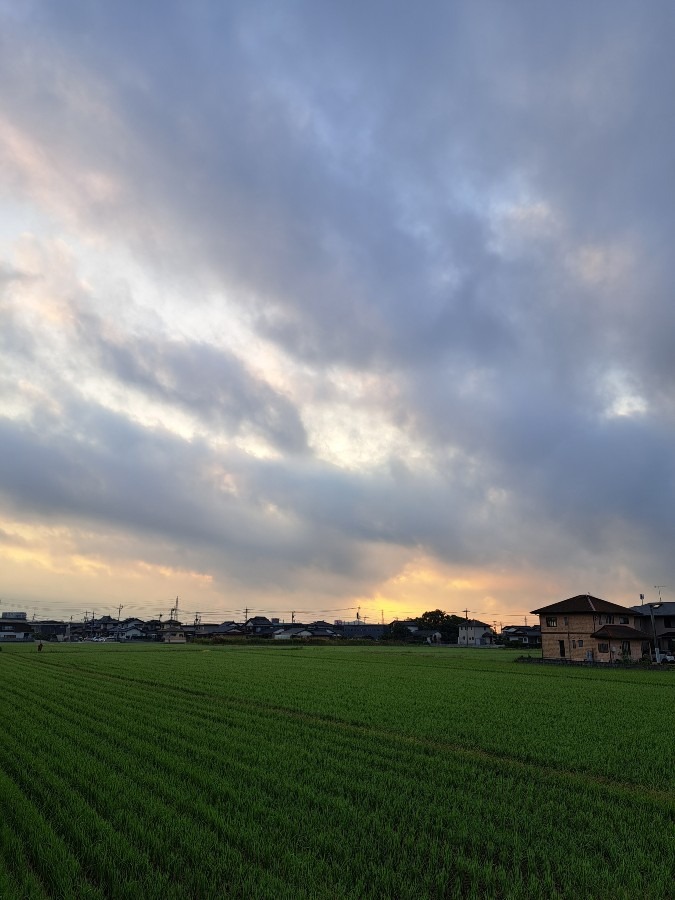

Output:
xmin=532 ymin=595 xmax=648 ymax=663
xmin=630 ymin=601 xmax=675 ymax=656
xmin=193 ymin=623 xmax=224 ymax=638
xmin=501 ymin=625 xmax=542 ymax=647
xmin=118 ymin=625 xmax=145 ymax=641
xmin=215 ymin=623 xmax=247 ymax=638
xmin=93 ymin=615 xmax=118 ymax=636
xmin=458 ymin=620 xmax=495 ymax=646
xmin=272 ymin=623 xmax=340 ymax=640
xmin=161 ymin=626 xmax=187 ymax=644
xmin=245 ymin=616 xmax=278 ymax=637
xmin=273 ymin=627 xmax=313 ymax=640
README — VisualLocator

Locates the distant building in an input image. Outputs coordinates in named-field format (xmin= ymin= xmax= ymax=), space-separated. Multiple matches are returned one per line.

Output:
xmin=118 ymin=625 xmax=145 ymax=641
xmin=630 ymin=601 xmax=675 ymax=656
xmin=245 ymin=617 xmax=278 ymax=636
xmin=501 ymin=625 xmax=542 ymax=647
xmin=458 ymin=620 xmax=495 ymax=646
xmin=162 ymin=626 xmax=186 ymax=644
xmin=336 ymin=623 xmax=388 ymax=640
xmin=0 ymin=617 xmax=34 ymax=641
xmin=33 ymin=620 xmax=68 ymax=641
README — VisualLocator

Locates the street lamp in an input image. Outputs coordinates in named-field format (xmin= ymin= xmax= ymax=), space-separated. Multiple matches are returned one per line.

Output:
xmin=648 ymin=602 xmax=663 ymax=663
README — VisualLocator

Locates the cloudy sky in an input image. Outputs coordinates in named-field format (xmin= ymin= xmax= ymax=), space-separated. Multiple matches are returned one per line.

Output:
xmin=1 ymin=1 xmax=673 ymax=624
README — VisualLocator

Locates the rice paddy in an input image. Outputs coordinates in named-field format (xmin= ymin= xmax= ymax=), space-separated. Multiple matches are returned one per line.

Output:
xmin=1 ymin=643 xmax=674 ymax=898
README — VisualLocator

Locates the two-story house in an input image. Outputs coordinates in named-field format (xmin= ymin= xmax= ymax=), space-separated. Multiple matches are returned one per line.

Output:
xmin=458 ymin=620 xmax=495 ymax=646
xmin=532 ymin=595 xmax=648 ymax=663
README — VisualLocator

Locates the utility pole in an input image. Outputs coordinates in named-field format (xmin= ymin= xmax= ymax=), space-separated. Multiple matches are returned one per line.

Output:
xmin=291 ymin=610 xmax=295 ymax=624
xmin=650 ymin=588 xmax=667 ymax=663
xmin=117 ymin=604 xmax=124 ymax=622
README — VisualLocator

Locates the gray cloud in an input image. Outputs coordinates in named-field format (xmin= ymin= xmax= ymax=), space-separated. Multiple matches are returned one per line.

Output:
xmin=92 ymin=328 xmax=308 ymax=454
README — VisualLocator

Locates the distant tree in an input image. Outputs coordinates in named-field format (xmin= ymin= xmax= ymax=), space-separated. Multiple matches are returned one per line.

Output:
xmin=418 ymin=610 xmax=464 ymax=642
xmin=418 ymin=609 xmax=448 ymax=629
xmin=381 ymin=619 xmax=416 ymax=641
xmin=381 ymin=610 xmax=464 ymax=642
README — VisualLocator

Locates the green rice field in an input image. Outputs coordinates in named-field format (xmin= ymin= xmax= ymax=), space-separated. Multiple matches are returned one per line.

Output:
xmin=0 ymin=643 xmax=674 ymax=899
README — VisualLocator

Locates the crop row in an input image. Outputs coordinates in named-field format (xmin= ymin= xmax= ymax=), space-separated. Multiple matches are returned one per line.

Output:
xmin=25 ymin=645 xmax=675 ymax=790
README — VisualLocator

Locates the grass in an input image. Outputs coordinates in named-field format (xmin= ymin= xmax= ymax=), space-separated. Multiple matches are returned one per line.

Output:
xmin=1 ymin=642 xmax=674 ymax=898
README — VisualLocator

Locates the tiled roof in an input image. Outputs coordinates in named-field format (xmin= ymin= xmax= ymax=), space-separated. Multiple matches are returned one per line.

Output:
xmin=590 ymin=624 xmax=647 ymax=640
xmin=630 ymin=602 xmax=675 ymax=617
xmin=531 ymin=595 xmax=633 ymax=615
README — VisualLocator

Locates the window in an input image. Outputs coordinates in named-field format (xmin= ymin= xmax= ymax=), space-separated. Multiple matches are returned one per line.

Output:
xmin=563 ymin=616 xmax=569 ymax=626
xmin=578 ymin=640 xmax=584 ymax=648
xmin=619 ymin=616 xmax=629 ymax=625
xmin=604 ymin=615 xmax=614 ymax=625
xmin=621 ymin=641 xmax=631 ymax=654
xmin=546 ymin=617 xmax=557 ymax=627
xmin=598 ymin=642 xmax=609 ymax=653
xmin=572 ymin=640 xmax=577 ymax=649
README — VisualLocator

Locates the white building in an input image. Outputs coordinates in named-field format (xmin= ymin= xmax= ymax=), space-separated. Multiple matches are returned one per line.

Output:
xmin=458 ymin=620 xmax=495 ymax=646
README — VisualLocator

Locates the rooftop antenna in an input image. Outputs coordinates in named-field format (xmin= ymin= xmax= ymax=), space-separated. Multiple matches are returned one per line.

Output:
xmin=655 ymin=585 xmax=668 ymax=602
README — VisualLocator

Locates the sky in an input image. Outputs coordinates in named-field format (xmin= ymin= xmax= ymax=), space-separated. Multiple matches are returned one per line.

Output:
xmin=1 ymin=1 xmax=674 ymax=625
